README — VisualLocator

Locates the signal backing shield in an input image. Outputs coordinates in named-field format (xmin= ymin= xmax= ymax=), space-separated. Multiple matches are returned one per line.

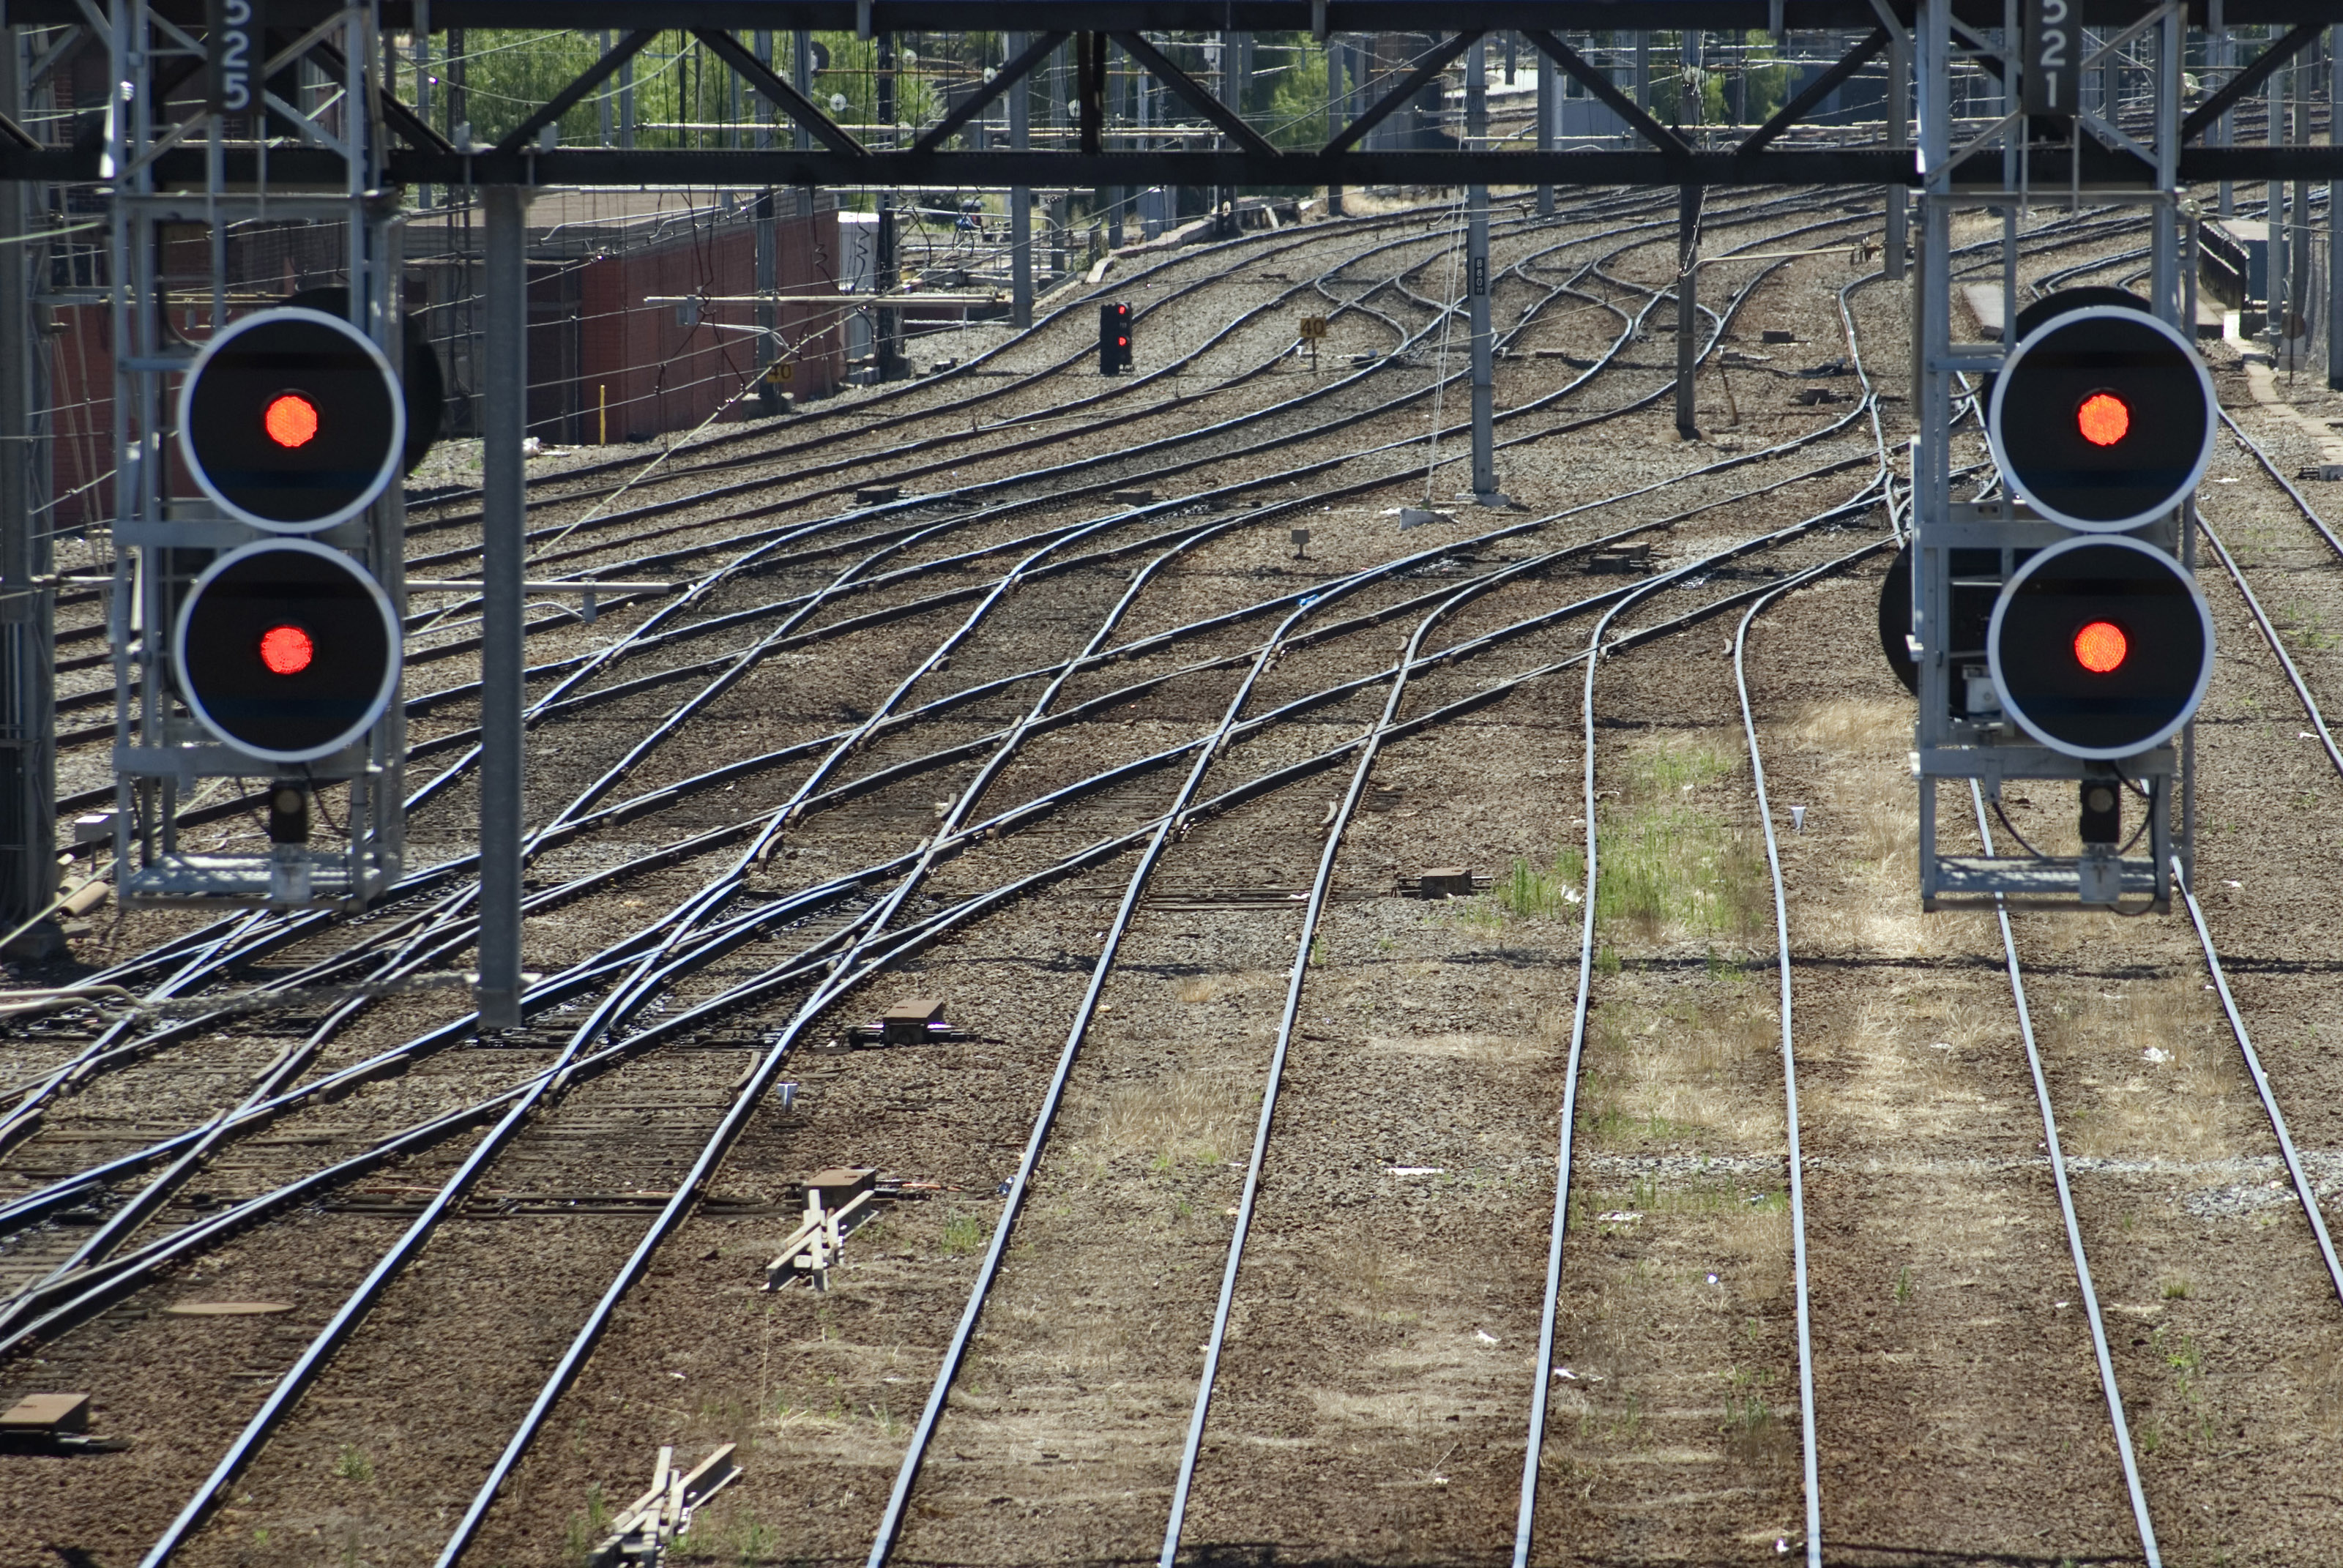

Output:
xmin=1986 ymin=534 xmax=2213 ymax=760
xmin=1986 ymin=304 xmax=2213 ymax=532
xmin=174 ymin=540 xmax=401 ymax=764
xmin=178 ymin=306 xmax=406 ymax=532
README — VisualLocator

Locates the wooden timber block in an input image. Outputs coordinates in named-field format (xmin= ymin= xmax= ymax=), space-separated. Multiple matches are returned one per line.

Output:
xmin=804 ymin=1168 xmax=877 ymax=1209
xmin=879 ymin=998 xmax=945 ymax=1044
xmin=1418 ymin=867 xmax=1473 ymax=899
xmin=1 ymin=1394 xmax=90 ymax=1435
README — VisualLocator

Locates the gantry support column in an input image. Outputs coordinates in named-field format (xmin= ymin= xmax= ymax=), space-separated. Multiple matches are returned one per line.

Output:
xmin=475 ymin=186 xmax=529 ymax=1030
xmin=1676 ymin=184 xmax=1702 ymax=440
xmin=1535 ymin=34 xmax=1554 ymax=217
xmin=1327 ymin=37 xmax=1344 ymax=217
xmin=0 ymin=33 xmax=54 ymax=957
xmin=1886 ymin=23 xmax=1909 ymax=279
xmin=1467 ymin=38 xmax=1497 ymax=499
xmin=2331 ymin=26 xmax=2343 ymax=387
xmin=1009 ymin=30 xmax=1033 ymax=329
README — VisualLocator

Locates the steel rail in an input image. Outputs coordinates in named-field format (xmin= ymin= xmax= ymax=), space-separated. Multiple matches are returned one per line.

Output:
xmin=135 ymin=263 xmax=1773 ymax=1548
xmin=4 ymin=223 xmax=1828 ymax=1247
xmin=392 ymin=193 xmax=1575 ymax=528
xmin=37 ymin=196 xmax=1733 ymax=1023
xmin=386 ymin=207 xmax=1518 ymax=626
xmin=11 ymin=494 xmax=1267 ymax=1311
xmin=1729 ymin=546 xmax=1899 ymax=1568
xmin=420 ymin=540 xmax=1428 ymax=1566
xmin=21 ymin=202 xmax=1738 ymax=1124
xmin=0 ymin=437 xmax=1885 ymax=1247
xmin=1511 ymin=478 xmax=1871 ymax=1566
xmin=23 ymin=212 xmax=1526 ymax=1126
xmin=13 ymin=186 xmax=1846 ymax=1350
xmin=390 ymin=185 xmax=1748 ymax=540
xmin=378 ymin=201 xmax=1672 ymax=829
xmin=1149 ymin=473 xmax=1768 ymax=1568
xmin=412 ymin=212 xmax=1884 ymax=1541
xmin=27 ymin=459 xmax=1890 ymax=1385
xmin=1512 ymin=254 xmax=1902 ymax=1564
xmin=2170 ymin=856 xmax=2343 ymax=1306
xmin=863 ymin=409 xmax=1880 ymax=1567
xmin=441 ymin=482 xmax=1893 ymax=1568
xmin=2172 ymin=501 xmax=2343 ymax=1307
xmin=15 ymin=190 xmax=1862 ymax=1270
xmin=1967 ymin=783 xmax=2163 ymax=1567
xmin=31 ymin=188 xmax=1866 ymax=1097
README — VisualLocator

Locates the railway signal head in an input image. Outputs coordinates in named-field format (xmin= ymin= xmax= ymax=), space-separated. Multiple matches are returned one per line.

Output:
xmin=1986 ymin=301 xmax=2214 ymax=532
xmin=1986 ymin=534 xmax=2214 ymax=760
xmin=1099 ymin=302 xmax=1133 ymax=374
xmin=174 ymin=539 xmax=401 ymax=764
xmin=178 ymin=305 xmax=407 ymax=532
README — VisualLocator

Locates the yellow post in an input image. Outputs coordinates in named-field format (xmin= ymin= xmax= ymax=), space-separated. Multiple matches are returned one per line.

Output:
xmin=599 ymin=383 xmax=608 ymax=445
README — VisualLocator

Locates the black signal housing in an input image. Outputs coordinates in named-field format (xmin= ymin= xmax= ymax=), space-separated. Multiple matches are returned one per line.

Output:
xmin=1098 ymin=302 xmax=1133 ymax=374
xmin=174 ymin=540 xmax=401 ymax=764
xmin=283 ymin=286 xmax=448 ymax=475
xmin=1986 ymin=302 xmax=2214 ymax=532
xmin=178 ymin=306 xmax=407 ymax=531
xmin=1986 ymin=534 xmax=2213 ymax=760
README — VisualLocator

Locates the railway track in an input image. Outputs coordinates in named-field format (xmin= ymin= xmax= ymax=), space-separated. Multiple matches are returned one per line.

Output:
xmin=17 ymin=184 xmax=2327 ymax=1567
xmin=0 ymin=184 xmax=1902 ymax=1556
xmin=9 ymin=181 xmax=1877 ymax=1206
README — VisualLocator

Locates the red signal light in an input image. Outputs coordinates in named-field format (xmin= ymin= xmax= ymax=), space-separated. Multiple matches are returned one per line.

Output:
xmin=2075 ymin=391 xmax=2130 ymax=448
xmin=264 ymin=392 xmax=320 ymax=449
xmin=2072 ymin=619 xmax=2128 ymax=674
xmin=257 ymin=622 xmax=316 ymax=676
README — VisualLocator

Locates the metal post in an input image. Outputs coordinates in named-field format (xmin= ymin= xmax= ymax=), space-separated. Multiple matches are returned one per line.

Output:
xmin=1636 ymin=32 xmax=1651 ymax=111
xmin=599 ymin=31 xmax=614 ymax=145
xmin=2153 ymin=1 xmax=2180 ymax=324
xmin=755 ymin=190 xmax=778 ymax=410
xmin=1535 ymin=35 xmax=1554 ymax=217
xmin=1676 ymin=184 xmax=1701 ymax=439
xmin=1467 ymin=40 xmax=1497 ymax=499
xmin=791 ymin=29 xmax=811 ymax=149
xmin=2291 ymin=36 xmax=2312 ymax=369
xmin=753 ymin=32 xmax=777 ymax=411
xmin=415 ymin=12 xmax=433 ymax=159
xmin=793 ymin=29 xmax=812 ymax=222
xmin=1886 ymin=23 xmax=1910 ymax=279
xmin=1009 ymin=31 xmax=1032 ymax=326
xmin=0 ymin=31 xmax=55 ymax=957
xmin=876 ymin=33 xmax=904 ymax=376
xmin=617 ymin=46 xmax=634 ymax=149
xmin=1683 ymin=29 xmax=1700 ymax=133
xmin=1327 ymin=35 xmax=1344 ymax=216
xmin=475 ymin=187 xmax=529 ymax=1031
xmin=1106 ymin=33 xmax=1127 ymax=245
xmin=2331 ymin=27 xmax=2343 ymax=387
xmin=2268 ymin=54 xmax=2286 ymax=345
xmin=2218 ymin=29 xmax=2235 ymax=218
xmin=447 ymin=27 xmax=466 ymax=142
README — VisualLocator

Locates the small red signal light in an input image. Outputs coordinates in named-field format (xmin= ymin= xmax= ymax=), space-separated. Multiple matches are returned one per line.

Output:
xmin=257 ymin=623 xmax=316 ymax=676
xmin=264 ymin=392 xmax=320 ymax=449
xmin=2075 ymin=391 xmax=2130 ymax=448
xmin=2072 ymin=619 xmax=2128 ymax=674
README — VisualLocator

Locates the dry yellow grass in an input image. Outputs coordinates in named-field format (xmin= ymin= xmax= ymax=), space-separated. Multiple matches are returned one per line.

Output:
xmin=2032 ymin=973 xmax=2238 ymax=1158
xmin=1079 ymin=1071 xmax=1254 ymax=1167
xmin=1577 ymin=987 xmax=1787 ymax=1150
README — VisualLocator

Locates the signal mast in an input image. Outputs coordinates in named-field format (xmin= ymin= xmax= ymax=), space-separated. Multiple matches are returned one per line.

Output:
xmin=1899 ymin=0 xmax=2213 ymax=911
